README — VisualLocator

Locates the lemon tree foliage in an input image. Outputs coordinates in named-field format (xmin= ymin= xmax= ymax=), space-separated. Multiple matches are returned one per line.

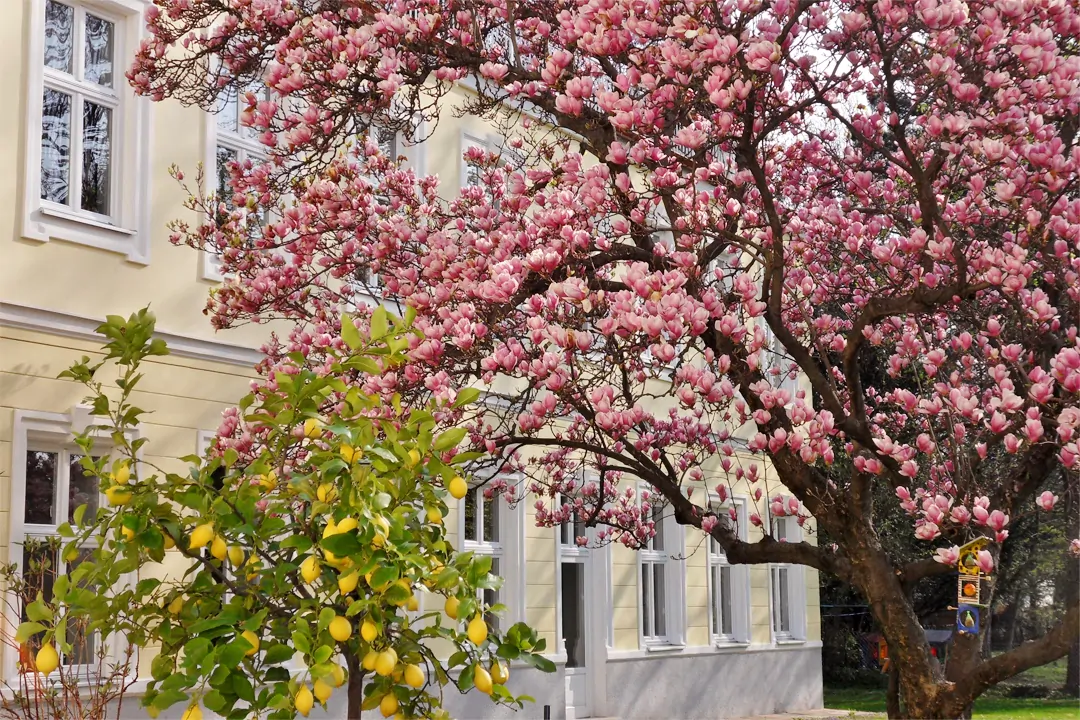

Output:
xmin=20 ymin=308 xmax=552 ymax=720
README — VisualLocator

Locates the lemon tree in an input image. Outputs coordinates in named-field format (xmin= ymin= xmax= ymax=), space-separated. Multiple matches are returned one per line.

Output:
xmin=17 ymin=308 xmax=552 ymax=719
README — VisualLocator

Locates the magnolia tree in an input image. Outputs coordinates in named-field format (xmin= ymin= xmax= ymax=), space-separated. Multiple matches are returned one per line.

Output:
xmin=22 ymin=309 xmax=551 ymax=720
xmin=133 ymin=0 xmax=1079 ymax=716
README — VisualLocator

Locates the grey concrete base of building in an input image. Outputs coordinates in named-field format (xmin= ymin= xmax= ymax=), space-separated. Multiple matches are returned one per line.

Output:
xmin=136 ymin=643 xmax=822 ymax=719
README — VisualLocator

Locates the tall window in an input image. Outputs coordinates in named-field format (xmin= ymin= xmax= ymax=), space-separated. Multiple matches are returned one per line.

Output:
xmin=769 ymin=512 xmax=805 ymax=641
xmin=706 ymin=497 xmax=750 ymax=644
xmin=40 ymin=0 xmax=117 ymax=220
xmin=638 ymin=494 xmax=684 ymax=646
xmin=461 ymin=485 xmax=502 ymax=631
xmin=213 ymin=79 xmax=269 ymax=223
xmin=707 ymin=520 xmax=734 ymax=640
xmin=557 ymin=497 xmax=588 ymax=667
xmin=20 ymin=446 xmax=103 ymax=673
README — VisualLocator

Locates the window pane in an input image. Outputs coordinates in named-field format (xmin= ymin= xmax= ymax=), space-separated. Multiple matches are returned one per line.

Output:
xmin=240 ymin=81 xmax=268 ymax=139
xmin=778 ymin=568 xmax=790 ymax=633
xmin=81 ymin=101 xmax=111 ymax=214
xmin=465 ymin=160 xmax=483 ymax=187
xmin=463 ymin=488 xmax=478 ymax=542
xmin=21 ymin=542 xmax=57 ymax=623
xmin=43 ymin=0 xmax=74 ymax=74
xmin=640 ymin=563 xmax=652 ymax=637
xmin=84 ymin=14 xmax=114 ymax=87
xmin=709 ymin=566 xmax=720 ymax=636
xmin=483 ymin=556 xmax=500 ymax=631
xmin=25 ymin=451 xmax=58 ymax=524
xmin=561 ymin=562 xmax=585 ymax=667
xmin=40 ymin=88 xmax=71 ymax=205
xmin=68 ymin=455 xmax=98 ymax=524
xmin=651 ymin=508 xmax=664 ymax=552
xmin=376 ymin=126 xmax=397 ymax=158
xmin=216 ymin=85 xmax=238 ymax=134
xmin=720 ymin=565 xmax=733 ymax=636
xmin=653 ymin=563 xmax=666 ymax=637
xmin=63 ymin=548 xmax=98 ymax=665
xmin=215 ymin=145 xmax=237 ymax=210
xmin=483 ymin=495 xmax=499 ymax=544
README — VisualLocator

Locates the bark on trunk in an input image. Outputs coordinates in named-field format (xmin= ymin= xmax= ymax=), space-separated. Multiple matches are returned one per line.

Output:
xmin=886 ymin=663 xmax=902 ymax=719
xmin=1065 ymin=489 xmax=1080 ymax=696
xmin=346 ymin=652 xmax=365 ymax=719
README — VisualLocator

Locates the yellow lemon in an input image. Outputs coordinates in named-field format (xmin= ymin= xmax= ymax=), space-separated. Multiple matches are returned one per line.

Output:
xmin=362 ymin=649 xmax=379 ymax=671
xmin=228 ymin=546 xmax=245 ymax=566
xmin=105 ymin=485 xmax=132 ymax=506
xmin=406 ymin=594 xmax=419 ymax=612
xmin=379 ymin=693 xmax=399 ymax=718
xmin=426 ymin=507 xmax=443 ymax=524
xmin=181 ymin=705 xmax=203 ymax=720
xmin=300 ymin=555 xmax=321 ymax=584
xmin=361 ymin=619 xmax=378 ymax=642
xmin=404 ymin=663 xmax=425 ymax=689
xmin=330 ymin=663 xmax=346 ymax=687
xmin=63 ymin=546 xmax=79 ymax=563
xmin=474 ymin=664 xmax=493 ymax=695
xmin=167 ymin=596 xmax=184 ymax=615
xmin=407 ymin=449 xmax=421 ymax=467
xmin=35 ymin=642 xmax=59 ymax=676
xmin=303 ymin=418 xmax=322 ymax=439
xmin=189 ymin=523 xmax=214 ymax=550
xmin=374 ymin=648 xmax=397 ymax=677
xmin=317 ymin=483 xmax=336 ymax=502
xmin=323 ymin=518 xmax=339 ymax=538
xmin=338 ymin=570 xmax=360 ymax=594
xmin=162 ymin=533 xmax=176 ymax=550
xmin=444 ymin=596 xmax=460 ymax=620
xmin=241 ymin=630 xmax=260 ymax=657
xmin=313 ymin=677 xmax=333 ymax=703
xmin=341 ymin=445 xmax=360 ymax=464
xmin=372 ymin=516 xmax=390 ymax=547
xmin=448 ymin=476 xmax=468 ymax=500
xmin=467 ymin=615 xmax=488 ymax=645
xmin=491 ymin=661 xmax=509 ymax=685
xmin=295 ymin=684 xmax=314 ymax=716
xmin=121 ymin=526 xmax=136 ymax=541
xmin=113 ymin=461 xmax=131 ymax=485
xmin=210 ymin=535 xmax=228 ymax=562
xmin=337 ymin=517 xmax=359 ymax=534
xmin=328 ymin=616 xmax=352 ymax=642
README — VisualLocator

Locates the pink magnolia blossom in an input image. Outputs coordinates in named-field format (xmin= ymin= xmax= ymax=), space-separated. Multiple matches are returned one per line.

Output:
xmin=934 ymin=546 xmax=960 ymax=565
xmin=1036 ymin=491 xmax=1058 ymax=511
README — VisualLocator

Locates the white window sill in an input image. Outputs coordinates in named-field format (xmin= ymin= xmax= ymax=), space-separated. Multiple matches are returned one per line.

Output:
xmin=644 ymin=642 xmax=686 ymax=653
xmin=39 ymin=205 xmax=136 ymax=236
xmin=713 ymin=639 xmax=751 ymax=649
xmin=775 ymin=637 xmax=807 ymax=646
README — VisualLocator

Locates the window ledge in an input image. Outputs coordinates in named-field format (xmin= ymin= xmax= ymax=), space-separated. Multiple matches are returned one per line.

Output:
xmin=713 ymin=639 xmax=751 ymax=649
xmin=644 ymin=642 xmax=686 ymax=653
xmin=39 ymin=205 xmax=136 ymax=236
xmin=775 ymin=638 xmax=807 ymax=646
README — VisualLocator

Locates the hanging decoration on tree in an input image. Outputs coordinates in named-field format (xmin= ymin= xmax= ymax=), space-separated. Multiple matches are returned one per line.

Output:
xmin=954 ymin=538 xmax=993 ymax=635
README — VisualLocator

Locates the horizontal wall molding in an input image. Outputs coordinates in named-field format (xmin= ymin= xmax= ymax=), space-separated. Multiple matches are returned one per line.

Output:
xmin=0 ymin=301 xmax=264 ymax=368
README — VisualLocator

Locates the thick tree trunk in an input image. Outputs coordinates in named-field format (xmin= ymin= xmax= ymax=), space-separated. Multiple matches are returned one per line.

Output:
xmin=346 ymin=652 xmax=365 ymax=719
xmin=886 ymin=663 xmax=902 ymax=719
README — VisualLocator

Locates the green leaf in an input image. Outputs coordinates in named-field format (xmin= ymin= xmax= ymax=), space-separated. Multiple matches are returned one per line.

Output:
xmin=370 ymin=306 xmax=390 ymax=339
xmin=382 ymin=582 xmax=411 ymax=606
xmin=341 ymin=314 xmax=363 ymax=350
xmin=519 ymin=653 xmax=557 ymax=673
xmin=233 ymin=672 xmax=255 ymax=702
xmin=321 ymin=532 xmax=362 ymax=557
xmin=14 ymin=621 xmax=47 ymax=642
xmin=203 ymin=690 xmax=227 ymax=712
xmin=263 ymin=644 xmax=295 ymax=665
xmin=312 ymin=644 xmax=333 ymax=665
xmin=72 ymin=504 xmax=87 ymax=527
xmin=152 ymin=689 xmax=190 ymax=710
xmin=370 ymin=565 xmax=399 ymax=590
xmin=432 ymin=428 xmax=468 ymax=453
xmin=453 ymin=387 xmax=481 ymax=408
xmin=25 ymin=596 xmax=53 ymax=623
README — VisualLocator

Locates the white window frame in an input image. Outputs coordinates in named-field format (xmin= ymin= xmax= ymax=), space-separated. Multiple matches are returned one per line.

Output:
xmin=22 ymin=0 xmax=152 ymax=264
xmin=636 ymin=489 xmax=685 ymax=648
xmin=554 ymin=494 xmax=590 ymax=666
xmin=4 ymin=407 xmax=139 ymax=685
xmin=768 ymin=506 xmax=807 ymax=643
xmin=199 ymin=72 xmax=274 ymax=282
xmin=705 ymin=496 xmax=751 ymax=645
xmin=457 ymin=474 xmax=524 ymax=629
xmin=460 ymin=130 xmax=520 ymax=194
xmin=348 ymin=114 xmax=426 ymax=308
xmin=762 ymin=322 xmax=800 ymax=401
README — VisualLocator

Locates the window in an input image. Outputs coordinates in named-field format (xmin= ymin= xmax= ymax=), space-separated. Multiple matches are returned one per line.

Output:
xmin=4 ymin=408 xmax=136 ymax=683
xmin=460 ymin=131 xmax=518 ymax=200
xmin=769 ymin=510 xmax=806 ymax=642
xmin=763 ymin=323 xmax=800 ymax=400
xmin=24 ymin=0 xmax=151 ymax=262
xmin=556 ymin=496 xmax=588 ymax=667
xmin=706 ymin=497 xmax=750 ymax=644
xmin=201 ymin=75 xmax=272 ymax=281
xmin=637 ymin=492 xmax=684 ymax=647
xmin=461 ymin=484 xmax=504 ymax=631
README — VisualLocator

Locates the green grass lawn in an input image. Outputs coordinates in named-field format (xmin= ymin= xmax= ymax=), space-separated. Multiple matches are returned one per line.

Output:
xmin=825 ymin=687 xmax=1080 ymax=720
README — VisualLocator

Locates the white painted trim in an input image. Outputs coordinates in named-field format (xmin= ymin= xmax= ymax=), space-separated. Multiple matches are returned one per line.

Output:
xmin=4 ymin=407 xmax=140 ymax=685
xmin=635 ymin=485 xmax=687 ymax=650
xmin=705 ymin=494 xmax=751 ymax=644
xmin=606 ymin=639 xmax=822 ymax=663
xmin=22 ymin=0 xmax=153 ymax=264
xmin=0 ymin=301 xmax=263 ymax=367
xmin=767 ymin=503 xmax=808 ymax=643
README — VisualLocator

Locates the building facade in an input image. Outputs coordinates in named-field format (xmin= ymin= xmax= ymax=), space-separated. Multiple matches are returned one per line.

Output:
xmin=0 ymin=1 xmax=823 ymax=717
